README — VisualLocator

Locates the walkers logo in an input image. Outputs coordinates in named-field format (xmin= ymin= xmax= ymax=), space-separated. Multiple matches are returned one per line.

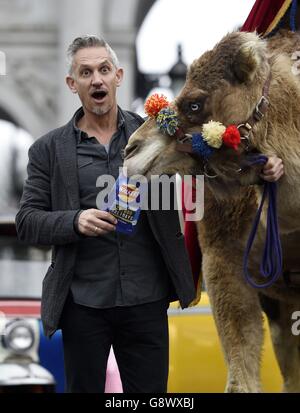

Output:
xmin=118 ymin=184 xmax=139 ymax=204
xmin=97 ymin=171 xmax=147 ymax=235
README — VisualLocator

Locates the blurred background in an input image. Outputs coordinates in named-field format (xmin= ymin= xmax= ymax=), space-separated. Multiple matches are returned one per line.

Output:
xmin=0 ymin=0 xmax=255 ymax=135
xmin=0 ymin=0 xmax=256 ymax=289
xmin=0 ymin=0 xmax=255 ymax=268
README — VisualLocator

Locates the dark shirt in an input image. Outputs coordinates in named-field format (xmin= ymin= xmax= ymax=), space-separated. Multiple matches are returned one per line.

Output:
xmin=71 ymin=107 xmax=170 ymax=308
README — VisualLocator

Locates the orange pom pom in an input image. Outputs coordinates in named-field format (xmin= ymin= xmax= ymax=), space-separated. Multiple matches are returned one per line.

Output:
xmin=144 ymin=94 xmax=169 ymax=118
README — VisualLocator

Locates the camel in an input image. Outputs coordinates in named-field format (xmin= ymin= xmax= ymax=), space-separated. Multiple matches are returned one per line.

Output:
xmin=124 ymin=30 xmax=300 ymax=392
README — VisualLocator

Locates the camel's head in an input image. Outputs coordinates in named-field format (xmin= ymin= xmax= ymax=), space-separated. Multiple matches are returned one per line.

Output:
xmin=124 ymin=103 xmax=202 ymax=179
xmin=125 ymin=32 xmax=270 ymax=195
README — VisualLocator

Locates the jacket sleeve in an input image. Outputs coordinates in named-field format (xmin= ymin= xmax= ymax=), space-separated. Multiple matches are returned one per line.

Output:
xmin=15 ymin=140 xmax=82 ymax=246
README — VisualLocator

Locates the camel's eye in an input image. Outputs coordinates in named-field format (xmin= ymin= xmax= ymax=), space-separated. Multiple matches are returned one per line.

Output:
xmin=190 ymin=102 xmax=201 ymax=112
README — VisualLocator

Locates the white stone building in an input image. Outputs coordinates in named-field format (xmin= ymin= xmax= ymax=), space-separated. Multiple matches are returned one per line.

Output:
xmin=0 ymin=0 xmax=155 ymax=138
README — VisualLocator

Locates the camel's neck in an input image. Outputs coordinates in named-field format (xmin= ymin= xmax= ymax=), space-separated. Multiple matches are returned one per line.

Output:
xmin=256 ymin=175 xmax=300 ymax=234
xmin=253 ymin=45 xmax=300 ymax=176
xmin=251 ymin=50 xmax=300 ymax=233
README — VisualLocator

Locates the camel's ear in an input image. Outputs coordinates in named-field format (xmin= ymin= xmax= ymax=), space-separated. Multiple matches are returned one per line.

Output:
xmin=233 ymin=40 xmax=262 ymax=83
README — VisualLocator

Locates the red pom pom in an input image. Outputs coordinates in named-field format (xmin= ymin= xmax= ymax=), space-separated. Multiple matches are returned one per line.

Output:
xmin=222 ymin=125 xmax=241 ymax=150
xmin=144 ymin=94 xmax=169 ymax=118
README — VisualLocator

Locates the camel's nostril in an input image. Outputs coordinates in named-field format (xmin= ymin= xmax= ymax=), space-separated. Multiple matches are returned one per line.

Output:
xmin=123 ymin=144 xmax=139 ymax=160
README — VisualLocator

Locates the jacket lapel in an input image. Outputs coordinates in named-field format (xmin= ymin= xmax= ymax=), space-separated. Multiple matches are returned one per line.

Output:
xmin=55 ymin=120 xmax=80 ymax=210
xmin=122 ymin=108 xmax=144 ymax=142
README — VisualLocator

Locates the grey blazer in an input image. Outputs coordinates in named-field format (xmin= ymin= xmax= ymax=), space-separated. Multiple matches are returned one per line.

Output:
xmin=16 ymin=108 xmax=196 ymax=337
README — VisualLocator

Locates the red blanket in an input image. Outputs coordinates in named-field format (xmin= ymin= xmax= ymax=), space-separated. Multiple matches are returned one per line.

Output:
xmin=241 ymin=0 xmax=292 ymax=35
xmin=182 ymin=180 xmax=202 ymax=300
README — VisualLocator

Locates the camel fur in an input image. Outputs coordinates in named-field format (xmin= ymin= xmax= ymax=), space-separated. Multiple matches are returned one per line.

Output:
xmin=124 ymin=30 xmax=300 ymax=392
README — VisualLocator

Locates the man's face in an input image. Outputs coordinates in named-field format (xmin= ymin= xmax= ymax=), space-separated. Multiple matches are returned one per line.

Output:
xmin=66 ymin=47 xmax=123 ymax=116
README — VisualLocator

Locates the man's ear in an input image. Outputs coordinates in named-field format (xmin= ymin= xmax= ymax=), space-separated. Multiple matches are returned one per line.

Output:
xmin=115 ymin=68 xmax=124 ymax=87
xmin=232 ymin=36 xmax=265 ymax=83
xmin=66 ymin=75 xmax=78 ymax=94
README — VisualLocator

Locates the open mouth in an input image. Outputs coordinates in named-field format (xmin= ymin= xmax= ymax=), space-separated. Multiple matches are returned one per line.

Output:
xmin=91 ymin=90 xmax=107 ymax=102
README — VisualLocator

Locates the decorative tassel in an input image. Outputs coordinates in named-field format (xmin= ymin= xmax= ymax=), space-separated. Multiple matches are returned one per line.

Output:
xmin=202 ymin=121 xmax=225 ymax=148
xmin=156 ymin=107 xmax=179 ymax=136
xmin=144 ymin=93 xmax=169 ymax=118
xmin=222 ymin=125 xmax=241 ymax=150
xmin=192 ymin=133 xmax=214 ymax=159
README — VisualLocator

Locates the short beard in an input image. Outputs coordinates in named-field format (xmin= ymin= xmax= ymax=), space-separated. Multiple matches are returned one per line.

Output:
xmin=92 ymin=107 xmax=106 ymax=116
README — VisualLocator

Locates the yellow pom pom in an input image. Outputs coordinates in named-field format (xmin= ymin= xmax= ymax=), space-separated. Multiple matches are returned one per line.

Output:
xmin=202 ymin=121 xmax=225 ymax=148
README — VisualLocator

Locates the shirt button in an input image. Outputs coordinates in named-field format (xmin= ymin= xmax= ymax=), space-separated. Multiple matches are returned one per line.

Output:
xmin=121 ymin=270 xmax=125 ymax=276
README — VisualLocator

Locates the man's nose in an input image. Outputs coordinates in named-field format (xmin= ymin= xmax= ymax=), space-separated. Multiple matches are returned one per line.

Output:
xmin=91 ymin=71 xmax=103 ymax=86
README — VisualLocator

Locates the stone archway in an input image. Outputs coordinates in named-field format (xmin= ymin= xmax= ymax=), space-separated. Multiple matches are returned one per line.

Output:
xmin=0 ymin=106 xmax=18 ymax=126
xmin=134 ymin=0 xmax=157 ymax=100
xmin=102 ymin=0 xmax=156 ymax=109
xmin=136 ymin=0 xmax=157 ymax=29
xmin=0 ymin=0 xmax=158 ymax=133
xmin=0 ymin=81 xmax=54 ymax=137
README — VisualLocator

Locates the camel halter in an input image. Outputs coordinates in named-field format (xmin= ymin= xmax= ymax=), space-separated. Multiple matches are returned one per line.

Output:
xmin=144 ymin=77 xmax=283 ymax=288
xmin=175 ymin=73 xmax=272 ymax=159
xmin=174 ymin=74 xmax=283 ymax=288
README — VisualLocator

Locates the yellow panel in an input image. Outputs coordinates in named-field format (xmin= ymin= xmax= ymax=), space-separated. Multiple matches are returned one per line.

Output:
xmin=168 ymin=294 xmax=282 ymax=393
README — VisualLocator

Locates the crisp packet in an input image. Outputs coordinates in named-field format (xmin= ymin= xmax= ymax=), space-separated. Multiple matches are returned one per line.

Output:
xmin=102 ymin=170 xmax=146 ymax=234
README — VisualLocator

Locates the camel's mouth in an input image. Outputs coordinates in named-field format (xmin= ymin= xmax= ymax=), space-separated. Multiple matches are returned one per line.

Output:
xmin=124 ymin=134 xmax=170 ymax=177
xmin=124 ymin=144 xmax=139 ymax=161
xmin=124 ymin=153 xmax=159 ymax=178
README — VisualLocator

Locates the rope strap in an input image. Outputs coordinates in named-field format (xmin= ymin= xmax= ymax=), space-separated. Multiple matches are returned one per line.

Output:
xmin=243 ymin=155 xmax=283 ymax=288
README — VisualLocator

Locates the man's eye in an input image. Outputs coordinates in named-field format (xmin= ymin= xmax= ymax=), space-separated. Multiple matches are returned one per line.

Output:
xmin=82 ymin=70 xmax=90 ymax=76
xmin=101 ymin=66 xmax=110 ymax=73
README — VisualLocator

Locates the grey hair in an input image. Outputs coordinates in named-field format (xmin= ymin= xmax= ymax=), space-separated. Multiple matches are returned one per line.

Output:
xmin=66 ymin=35 xmax=119 ymax=74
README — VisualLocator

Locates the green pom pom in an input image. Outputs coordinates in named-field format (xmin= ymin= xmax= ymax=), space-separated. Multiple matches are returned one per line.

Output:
xmin=156 ymin=108 xmax=179 ymax=136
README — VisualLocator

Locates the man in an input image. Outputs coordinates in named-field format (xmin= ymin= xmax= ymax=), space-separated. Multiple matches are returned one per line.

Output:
xmin=15 ymin=35 xmax=197 ymax=393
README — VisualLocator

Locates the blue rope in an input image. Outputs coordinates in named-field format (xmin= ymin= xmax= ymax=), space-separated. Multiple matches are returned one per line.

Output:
xmin=290 ymin=0 xmax=298 ymax=32
xmin=243 ymin=155 xmax=283 ymax=288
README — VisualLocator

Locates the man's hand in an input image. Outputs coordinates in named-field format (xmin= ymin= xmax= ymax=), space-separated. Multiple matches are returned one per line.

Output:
xmin=260 ymin=156 xmax=284 ymax=182
xmin=77 ymin=209 xmax=117 ymax=236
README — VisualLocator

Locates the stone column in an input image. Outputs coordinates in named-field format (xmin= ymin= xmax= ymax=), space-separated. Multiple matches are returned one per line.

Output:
xmin=111 ymin=37 xmax=136 ymax=111
xmin=103 ymin=0 xmax=139 ymax=111
xmin=58 ymin=0 xmax=105 ymax=124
